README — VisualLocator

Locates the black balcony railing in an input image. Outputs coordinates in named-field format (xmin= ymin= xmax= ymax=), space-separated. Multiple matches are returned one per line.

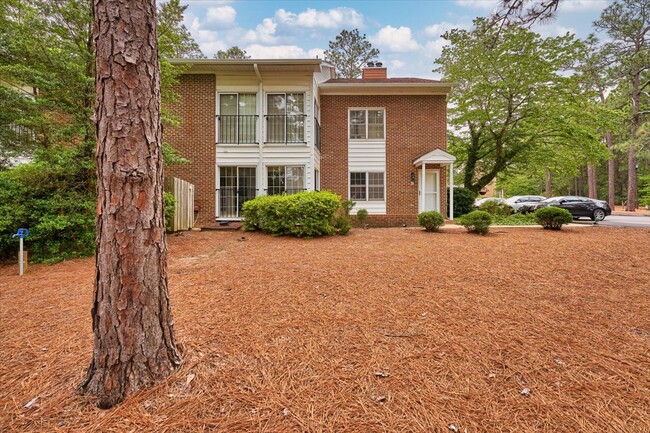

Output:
xmin=265 ymin=114 xmax=306 ymax=143
xmin=217 ymin=115 xmax=258 ymax=144
xmin=314 ymin=117 xmax=321 ymax=152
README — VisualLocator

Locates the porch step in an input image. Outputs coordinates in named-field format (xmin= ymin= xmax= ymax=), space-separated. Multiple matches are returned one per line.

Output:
xmin=201 ymin=222 xmax=243 ymax=231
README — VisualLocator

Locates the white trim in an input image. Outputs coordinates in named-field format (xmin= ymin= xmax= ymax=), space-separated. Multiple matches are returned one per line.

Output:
xmin=413 ymin=148 xmax=456 ymax=165
xmin=216 ymin=165 xmax=258 ymax=219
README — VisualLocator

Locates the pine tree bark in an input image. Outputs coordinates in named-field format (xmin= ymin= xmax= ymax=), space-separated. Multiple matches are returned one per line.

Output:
xmin=80 ymin=0 xmax=181 ymax=409
xmin=545 ymin=169 xmax=552 ymax=197
xmin=606 ymin=132 xmax=615 ymax=209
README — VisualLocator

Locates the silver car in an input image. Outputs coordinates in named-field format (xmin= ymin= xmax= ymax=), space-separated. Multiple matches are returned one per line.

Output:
xmin=505 ymin=195 xmax=547 ymax=213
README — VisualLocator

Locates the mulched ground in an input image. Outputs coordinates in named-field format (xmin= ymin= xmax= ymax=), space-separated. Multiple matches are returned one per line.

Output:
xmin=1 ymin=226 xmax=649 ymax=433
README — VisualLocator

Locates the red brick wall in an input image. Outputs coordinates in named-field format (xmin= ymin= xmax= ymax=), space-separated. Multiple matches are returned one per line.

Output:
xmin=320 ymin=94 xmax=448 ymax=226
xmin=165 ymin=74 xmax=216 ymax=226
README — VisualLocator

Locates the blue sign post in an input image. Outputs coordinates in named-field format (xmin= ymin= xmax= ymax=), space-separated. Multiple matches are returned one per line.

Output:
xmin=12 ymin=228 xmax=29 ymax=276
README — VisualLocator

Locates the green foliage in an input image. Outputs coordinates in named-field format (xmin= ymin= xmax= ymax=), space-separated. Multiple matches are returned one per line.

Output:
xmin=436 ymin=18 xmax=610 ymax=194
xmin=164 ymin=192 xmax=175 ymax=232
xmin=637 ymin=174 xmax=650 ymax=206
xmin=478 ymin=200 xmax=513 ymax=217
xmin=356 ymin=208 xmax=369 ymax=226
xmin=214 ymin=46 xmax=250 ymax=59
xmin=458 ymin=210 xmax=492 ymax=235
xmin=492 ymin=212 xmax=538 ymax=226
xmin=0 ymin=146 xmax=95 ymax=263
xmin=418 ymin=211 xmax=445 ymax=232
xmin=324 ymin=29 xmax=380 ymax=78
xmin=242 ymin=191 xmax=342 ymax=238
xmin=447 ymin=186 xmax=476 ymax=218
xmin=157 ymin=0 xmax=205 ymax=59
xmin=497 ymin=173 xmax=543 ymax=197
xmin=534 ymin=207 xmax=573 ymax=230
xmin=332 ymin=214 xmax=353 ymax=235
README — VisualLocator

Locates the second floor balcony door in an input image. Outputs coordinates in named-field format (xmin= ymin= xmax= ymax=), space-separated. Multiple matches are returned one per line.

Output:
xmin=266 ymin=93 xmax=305 ymax=143
xmin=219 ymin=93 xmax=257 ymax=144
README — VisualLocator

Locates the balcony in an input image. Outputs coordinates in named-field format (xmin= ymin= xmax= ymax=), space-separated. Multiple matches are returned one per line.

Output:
xmin=265 ymin=115 xmax=306 ymax=144
xmin=217 ymin=115 xmax=258 ymax=144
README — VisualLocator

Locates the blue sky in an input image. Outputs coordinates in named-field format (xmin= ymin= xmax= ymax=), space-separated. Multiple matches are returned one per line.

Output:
xmin=180 ymin=0 xmax=611 ymax=78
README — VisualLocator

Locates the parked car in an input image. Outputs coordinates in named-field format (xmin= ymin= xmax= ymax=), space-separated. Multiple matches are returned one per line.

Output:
xmin=504 ymin=195 xmax=546 ymax=213
xmin=533 ymin=196 xmax=612 ymax=221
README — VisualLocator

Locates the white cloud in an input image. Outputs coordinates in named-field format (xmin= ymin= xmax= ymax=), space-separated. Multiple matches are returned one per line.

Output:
xmin=245 ymin=18 xmax=278 ymax=43
xmin=424 ymin=38 xmax=449 ymax=59
xmin=275 ymin=7 xmax=363 ymax=29
xmin=424 ymin=22 xmax=469 ymax=38
xmin=536 ymin=23 xmax=576 ymax=37
xmin=453 ymin=0 xmax=499 ymax=10
xmin=559 ymin=0 xmax=608 ymax=12
xmin=372 ymin=26 xmax=420 ymax=52
xmin=244 ymin=44 xmax=311 ymax=59
xmin=307 ymin=48 xmax=326 ymax=59
xmin=390 ymin=59 xmax=405 ymax=70
xmin=206 ymin=6 xmax=236 ymax=26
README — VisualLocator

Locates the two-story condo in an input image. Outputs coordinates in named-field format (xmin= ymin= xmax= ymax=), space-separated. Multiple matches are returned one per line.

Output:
xmin=166 ymin=59 xmax=456 ymax=228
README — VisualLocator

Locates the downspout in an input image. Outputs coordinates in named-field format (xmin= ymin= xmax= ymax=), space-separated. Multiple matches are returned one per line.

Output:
xmin=254 ymin=63 xmax=264 ymax=196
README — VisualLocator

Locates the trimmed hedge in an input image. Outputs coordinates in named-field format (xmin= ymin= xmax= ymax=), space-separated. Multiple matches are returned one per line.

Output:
xmin=458 ymin=210 xmax=492 ymax=235
xmin=534 ymin=206 xmax=573 ymax=230
xmin=418 ymin=210 xmax=445 ymax=232
xmin=242 ymin=190 xmax=342 ymax=237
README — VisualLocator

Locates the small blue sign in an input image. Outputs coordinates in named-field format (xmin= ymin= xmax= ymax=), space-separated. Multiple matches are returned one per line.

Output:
xmin=12 ymin=228 xmax=29 ymax=239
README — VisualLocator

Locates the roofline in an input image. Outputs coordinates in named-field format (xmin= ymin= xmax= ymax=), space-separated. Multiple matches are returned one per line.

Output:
xmin=319 ymin=81 xmax=454 ymax=95
xmin=168 ymin=58 xmax=325 ymax=66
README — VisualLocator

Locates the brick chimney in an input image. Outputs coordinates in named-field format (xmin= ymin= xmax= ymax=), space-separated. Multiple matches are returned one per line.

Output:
xmin=362 ymin=61 xmax=387 ymax=79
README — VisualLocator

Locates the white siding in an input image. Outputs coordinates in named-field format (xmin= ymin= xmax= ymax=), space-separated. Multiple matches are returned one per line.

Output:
xmin=216 ymin=145 xmax=259 ymax=166
xmin=349 ymin=140 xmax=387 ymax=214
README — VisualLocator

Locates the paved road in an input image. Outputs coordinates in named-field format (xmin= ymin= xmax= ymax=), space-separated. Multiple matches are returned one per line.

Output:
xmin=598 ymin=214 xmax=650 ymax=228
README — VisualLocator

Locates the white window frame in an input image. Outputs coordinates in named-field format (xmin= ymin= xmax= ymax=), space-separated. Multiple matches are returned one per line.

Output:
xmin=348 ymin=108 xmax=386 ymax=141
xmin=217 ymin=92 xmax=258 ymax=144
xmin=349 ymin=171 xmax=385 ymax=202
xmin=265 ymin=93 xmax=306 ymax=143
xmin=266 ymin=165 xmax=306 ymax=195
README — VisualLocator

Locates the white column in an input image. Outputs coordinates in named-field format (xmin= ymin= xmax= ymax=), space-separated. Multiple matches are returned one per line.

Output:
xmin=450 ymin=162 xmax=454 ymax=220
xmin=421 ymin=163 xmax=426 ymax=212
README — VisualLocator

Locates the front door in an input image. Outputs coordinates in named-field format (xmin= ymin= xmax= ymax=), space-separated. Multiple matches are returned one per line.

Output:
xmin=219 ymin=167 xmax=256 ymax=218
xmin=418 ymin=170 xmax=440 ymax=213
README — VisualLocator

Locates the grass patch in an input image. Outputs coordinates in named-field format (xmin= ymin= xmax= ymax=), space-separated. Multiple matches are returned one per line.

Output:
xmin=492 ymin=213 xmax=538 ymax=226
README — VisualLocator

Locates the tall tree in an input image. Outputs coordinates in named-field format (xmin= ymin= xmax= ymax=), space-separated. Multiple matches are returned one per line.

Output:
xmin=595 ymin=0 xmax=650 ymax=211
xmin=214 ymin=46 xmax=250 ymax=59
xmin=435 ymin=19 xmax=608 ymax=193
xmin=158 ymin=0 xmax=205 ymax=59
xmin=324 ymin=29 xmax=379 ymax=78
xmin=80 ymin=0 xmax=181 ymax=408
xmin=493 ymin=0 xmax=561 ymax=28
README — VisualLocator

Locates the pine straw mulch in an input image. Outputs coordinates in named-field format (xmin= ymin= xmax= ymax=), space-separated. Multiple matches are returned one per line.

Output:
xmin=1 ymin=226 xmax=649 ymax=433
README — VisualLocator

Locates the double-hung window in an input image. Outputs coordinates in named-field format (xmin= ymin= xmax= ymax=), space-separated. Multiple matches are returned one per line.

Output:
xmin=266 ymin=93 xmax=305 ymax=143
xmin=267 ymin=166 xmax=305 ymax=195
xmin=218 ymin=93 xmax=257 ymax=144
xmin=350 ymin=172 xmax=385 ymax=201
xmin=349 ymin=109 xmax=385 ymax=140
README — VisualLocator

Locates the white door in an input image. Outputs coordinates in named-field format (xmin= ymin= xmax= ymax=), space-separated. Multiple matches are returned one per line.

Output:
xmin=419 ymin=170 xmax=440 ymax=212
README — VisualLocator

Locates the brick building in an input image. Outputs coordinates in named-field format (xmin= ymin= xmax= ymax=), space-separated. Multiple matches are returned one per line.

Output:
xmin=166 ymin=59 xmax=455 ymax=228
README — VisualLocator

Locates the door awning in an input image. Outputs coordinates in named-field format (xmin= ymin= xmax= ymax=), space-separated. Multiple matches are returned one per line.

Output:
xmin=413 ymin=148 xmax=456 ymax=167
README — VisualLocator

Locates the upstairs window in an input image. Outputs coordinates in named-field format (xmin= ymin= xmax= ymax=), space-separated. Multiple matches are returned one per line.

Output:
xmin=218 ymin=93 xmax=257 ymax=144
xmin=266 ymin=93 xmax=305 ymax=143
xmin=349 ymin=109 xmax=385 ymax=140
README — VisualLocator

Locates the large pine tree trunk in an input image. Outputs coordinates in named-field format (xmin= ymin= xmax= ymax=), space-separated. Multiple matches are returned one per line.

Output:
xmin=81 ymin=0 xmax=181 ymax=409
xmin=545 ymin=169 xmax=552 ymax=197
xmin=606 ymin=132 xmax=615 ymax=209
xmin=626 ymin=72 xmax=640 ymax=211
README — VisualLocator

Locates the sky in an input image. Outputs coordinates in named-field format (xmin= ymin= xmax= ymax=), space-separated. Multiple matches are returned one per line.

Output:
xmin=180 ymin=0 xmax=612 ymax=79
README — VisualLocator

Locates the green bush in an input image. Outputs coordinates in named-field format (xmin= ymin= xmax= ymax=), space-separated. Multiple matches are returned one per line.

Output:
xmin=164 ymin=192 xmax=175 ymax=232
xmin=479 ymin=200 xmax=513 ymax=217
xmin=418 ymin=211 xmax=445 ymax=232
xmin=356 ymin=208 xmax=369 ymax=227
xmin=242 ymin=191 xmax=342 ymax=237
xmin=534 ymin=206 xmax=573 ymax=230
xmin=332 ymin=214 xmax=353 ymax=235
xmin=492 ymin=212 xmax=537 ymax=226
xmin=0 ymin=146 xmax=96 ymax=263
xmin=458 ymin=210 xmax=492 ymax=235
xmin=447 ymin=187 xmax=476 ymax=218
xmin=639 ymin=174 xmax=650 ymax=207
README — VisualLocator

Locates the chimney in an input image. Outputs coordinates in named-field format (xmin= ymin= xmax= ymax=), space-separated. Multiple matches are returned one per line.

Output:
xmin=362 ymin=61 xmax=387 ymax=79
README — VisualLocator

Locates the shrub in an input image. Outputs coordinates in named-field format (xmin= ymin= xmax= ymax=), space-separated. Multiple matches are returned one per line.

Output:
xmin=492 ymin=212 xmax=537 ymax=226
xmin=418 ymin=211 xmax=445 ymax=232
xmin=332 ymin=214 xmax=353 ymax=235
xmin=479 ymin=200 xmax=513 ymax=217
xmin=242 ymin=191 xmax=342 ymax=237
xmin=458 ymin=210 xmax=492 ymax=235
xmin=447 ymin=186 xmax=476 ymax=218
xmin=0 ymin=146 xmax=96 ymax=263
xmin=356 ymin=208 xmax=368 ymax=227
xmin=534 ymin=206 xmax=573 ymax=230
xmin=164 ymin=192 xmax=175 ymax=232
